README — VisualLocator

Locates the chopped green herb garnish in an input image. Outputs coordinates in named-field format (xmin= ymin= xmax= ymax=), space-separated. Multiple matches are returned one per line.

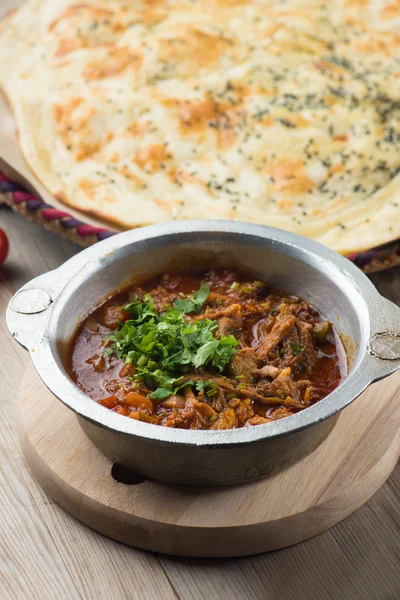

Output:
xmin=195 ymin=379 xmax=209 ymax=392
xmin=230 ymin=281 xmax=240 ymax=290
xmin=149 ymin=387 xmax=174 ymax=401
xmin=287 ymin=342 xmax=304 ymax=354
xmin=174 ymin=281 xmax=210 ymax=314
xmin=172 ymin=298 xmax=197 ymax=313
xmin=206 ymin=387 xmax=218 ymax=397
xmin=104 ymin=284 xmax=239 ymax=400
xmin=193 ymin=280 xmax=211 ymax=306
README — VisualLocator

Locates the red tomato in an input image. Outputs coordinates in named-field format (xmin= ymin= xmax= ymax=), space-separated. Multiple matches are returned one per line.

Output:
xmin=0 ymin=229 xmax=8 ymax=265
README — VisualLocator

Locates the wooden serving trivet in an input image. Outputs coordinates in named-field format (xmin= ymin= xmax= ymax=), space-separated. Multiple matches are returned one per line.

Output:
xmin=19 ymin=363 xmax=400 ymax=558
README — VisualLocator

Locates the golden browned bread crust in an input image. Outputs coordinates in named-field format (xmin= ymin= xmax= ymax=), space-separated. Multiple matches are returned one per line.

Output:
xmin=1 ymin=0 xmax=400 ymax=251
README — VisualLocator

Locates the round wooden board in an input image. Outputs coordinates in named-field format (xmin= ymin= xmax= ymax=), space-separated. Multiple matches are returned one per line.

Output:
xmin=19 ymin=363 xmax=400 ymax=558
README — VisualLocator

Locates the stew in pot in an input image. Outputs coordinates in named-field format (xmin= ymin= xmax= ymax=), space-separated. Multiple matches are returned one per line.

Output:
xmin=68 ymin=270 xmax=346 ymax=429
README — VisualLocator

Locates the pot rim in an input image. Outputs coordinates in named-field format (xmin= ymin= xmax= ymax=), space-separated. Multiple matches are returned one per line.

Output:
xmin=7 ymin=220 xmax=400 ymax=447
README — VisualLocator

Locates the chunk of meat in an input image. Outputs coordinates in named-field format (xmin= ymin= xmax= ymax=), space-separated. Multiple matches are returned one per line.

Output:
xmin=296 ymin=320 xmax=318 ymax=370
xmin=269 ymin=367 xmax=300 ymax=401
xmin=255 ymin=365 xmax=281 ymax=379
xmin=253 ymin=394 xmax=301 ymax=407
xmin=184 ymin=386 xmax=197 ymax=407
xmin=163 ymin=410 xmax=194 ymax=429
xmin=194 ymin=400 xmax=217 ymax=419
xmin=303 ymin=386 xmax=311 ymax=404
xmin=254 ymin=311 xmax=297 ymax=358
xmin=161 ymin=395 xmax=186 ymax=409
xmin=252 ymin=315 xmax=274 ymax=342
xmin=210 ymin=386 xmax=227 ymax=412
xmin=267 ymin=407 xmax=294 ymax=420
xmin=190 ymin=413 xmax=212 ymax=430
xmin=211 ymin=407 xmax=236 ymax=429
xmin=283 ymin=322 xmax=302 ymax=351
xmin=228 ymin=348 xmax=258 ymax=380
xmin=217 ymin=303 xmax=243 ymax=336
xmin=166 ymin=387 xmax=216 ymax=428
xmin=232 ymin=398 xmax=254 ymax=426
xmin=254 ymin=303 xmax=318 ymax=375
xmin=295 ymin=300 xmax=319 ymax=323
xmin=201 ymin=376 xmax=269 ymax=402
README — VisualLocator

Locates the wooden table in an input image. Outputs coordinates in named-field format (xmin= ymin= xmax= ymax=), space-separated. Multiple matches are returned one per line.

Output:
xmin=1 ymin=206 xmax=399 ymax=600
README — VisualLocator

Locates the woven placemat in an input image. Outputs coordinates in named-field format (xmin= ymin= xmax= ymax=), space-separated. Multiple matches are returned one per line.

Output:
xmin=1 ymin=171 xmax=399 ymax=273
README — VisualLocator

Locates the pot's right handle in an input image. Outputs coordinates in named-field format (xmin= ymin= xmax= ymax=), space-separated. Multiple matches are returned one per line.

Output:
xmin=366 ymin=295 xmax=400 ymax=383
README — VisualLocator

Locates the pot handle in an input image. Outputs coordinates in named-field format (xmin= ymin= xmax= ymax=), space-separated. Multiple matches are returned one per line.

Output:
xmin=6 ymin=244 xmax=91 ymax=350
xmin=6 ymin=269 xmax=61 ymax=351
xmin=366 ymin=295 xmax=400 ymax=383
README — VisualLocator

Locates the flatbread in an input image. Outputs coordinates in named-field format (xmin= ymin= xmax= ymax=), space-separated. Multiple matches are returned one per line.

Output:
xmin=1 ymin=0 xmax=400 ymax=253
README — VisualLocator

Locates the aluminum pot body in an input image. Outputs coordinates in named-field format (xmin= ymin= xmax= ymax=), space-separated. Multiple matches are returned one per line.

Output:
xmin=78 ymin=413 xmax=339 ymax=485
xmin=7 ymin=221 xmax=400 ymax=485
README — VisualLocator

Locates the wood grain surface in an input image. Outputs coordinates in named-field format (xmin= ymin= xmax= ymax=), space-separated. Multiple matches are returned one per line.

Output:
xmin=1 ymin=206 xmax=400 ymax=599
xmin=19 ymin=362 xmax=400 ymax=558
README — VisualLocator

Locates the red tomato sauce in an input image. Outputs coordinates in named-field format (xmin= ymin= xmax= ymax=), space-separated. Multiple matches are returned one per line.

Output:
xmin=68 ymin=270 xmax=346 ymax=429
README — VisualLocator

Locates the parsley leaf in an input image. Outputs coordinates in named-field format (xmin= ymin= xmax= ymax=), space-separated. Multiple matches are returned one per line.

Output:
xmin=193 ymin=340 xmax=220 ymax=368
xmin=174 ymin=281 xmax=210 ymax=313
xmin=173 ymin=298 xmax=197 ymax=313
xmin=195 ymin=380 xmax=210 ymax=392
xmin=193 ymin=281 xmax=210 ymax=307
xmin=124 ymin=294 xmax=157 ymax=322
xmin=149 ymin=388 xmax=172 ymax=401
xmin=104 ymin=282 xmax=238 ymax=400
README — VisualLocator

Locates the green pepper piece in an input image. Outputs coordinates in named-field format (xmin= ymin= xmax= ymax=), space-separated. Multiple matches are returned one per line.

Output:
xmin=314 ymin=321 xmax=332 ymax=341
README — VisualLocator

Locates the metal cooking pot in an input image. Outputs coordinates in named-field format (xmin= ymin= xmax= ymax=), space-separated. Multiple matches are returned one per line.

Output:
xmin=7 ymin=221 xmax=400 ymax=485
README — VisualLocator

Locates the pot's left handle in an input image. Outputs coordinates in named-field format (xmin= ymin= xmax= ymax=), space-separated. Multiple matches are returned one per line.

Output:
xmin=6 ymin=269 xmax=60 ymax=351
